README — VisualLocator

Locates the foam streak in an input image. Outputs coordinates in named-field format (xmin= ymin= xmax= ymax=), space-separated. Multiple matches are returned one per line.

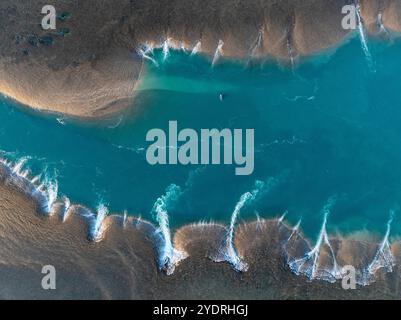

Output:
xmin=212 ymin=40 xmax=224 ymax=67
xmin=152 ymin=184 xmax=187 ymax=275
xmin=288 ymin=196 xmax=340 ymax=282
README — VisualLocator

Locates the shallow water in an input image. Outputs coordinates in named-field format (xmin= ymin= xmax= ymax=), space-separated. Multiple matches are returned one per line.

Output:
xmin=1 ymin=37 xmax=401 ymax=241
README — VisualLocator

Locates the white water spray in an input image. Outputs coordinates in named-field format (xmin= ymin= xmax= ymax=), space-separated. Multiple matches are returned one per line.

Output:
xmin=255 ymin=212 xmax=264 ymax=231
xmin=162 ymin=38 xmax=171 ymax=61
xmin=179 ymin=42 xmax=186 ymax=52
xmin=12 ymin=158 xmax=29 ymax=177
xmin=191 ymin=41 xmax=201 ymax=55
xmin=287 ymin=219 xmax=302 ymax=242
xmin=137 ymin=43 xmax=159 ymax=67
xmin=356 ymin=3 xmax=373 ymax=66
xmin=43 ymin=176 xmax=58 ymax=214
xmin=286 ymin=37 xmax=295 ymax=68
xmin=224 ymin=180 xmax=271 ymax=271
xmin=212 ymin=40 xmax=224 ymax=67
xmin=0 ymin=156 xmax=60 ymax=215
xmin=123 ymin=210 xmax=128 ymax=227
xmin=0 ymin=154 xmax=119 ymax=242
xmin=31 ymin=174 xmax=41 ymax=184
xmin=377 ymin=13 xmax=388 ymax=34
xmin=365 ymin=211 xmax=395 ymax=279
xmin=251 ymin=29 xmax=264 ymax=57
xmin=61 ymin=196 xmax=71 ymax=222
xmin=278 ymin=211 xmax=288 ymax=225
xmin=225 ymin=191 xmax=253 ymax=271
xmin=89 ymin=203 xmax=108 ymax=242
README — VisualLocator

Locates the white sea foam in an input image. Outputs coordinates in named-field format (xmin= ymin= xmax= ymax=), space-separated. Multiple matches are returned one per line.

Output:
xmin=288 ymin=196 xmax=341 ymax=282
xmin=152 ymin=184 xmax=187 ymax=274
xmin=137 ymin=44 xmax=159 ymax=67
xmin=0 ymin=156 xmax=60 ymax=215
xmin=212 ymin=40 xmax=224 ymax=67
xmin=221 ymin=179 xmax=277 ymax=272
xmin=251 ymin=29 xmax=264 ymax=57
xmin=356 ymin=3 xmax=374 ymax=70
xmin=362 ymin=211 xmax=395 ymax=284
xmin=162 ymin=38 xmax=171 ymax=61
xmin=191 ymin=41 xmax=202 ymax=55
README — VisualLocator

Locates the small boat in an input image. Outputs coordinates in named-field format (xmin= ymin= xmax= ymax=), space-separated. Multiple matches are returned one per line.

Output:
xmin=219 ymin=93 xmax=224 ymax=101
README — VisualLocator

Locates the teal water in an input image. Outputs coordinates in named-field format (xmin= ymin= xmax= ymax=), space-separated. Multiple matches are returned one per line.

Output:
xmin=1 ymin=37 xmax=401 ymax=240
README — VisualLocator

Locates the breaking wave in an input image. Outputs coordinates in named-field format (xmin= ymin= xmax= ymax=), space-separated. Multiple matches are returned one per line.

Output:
xmin=0 ymin=152 xmax=398 ymax=290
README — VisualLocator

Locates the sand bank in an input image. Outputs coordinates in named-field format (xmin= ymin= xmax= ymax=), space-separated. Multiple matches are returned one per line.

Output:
xmin=0 ymin=0 xmax=400 ymax=118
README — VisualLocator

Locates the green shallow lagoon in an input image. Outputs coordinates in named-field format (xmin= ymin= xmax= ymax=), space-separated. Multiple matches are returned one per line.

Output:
xmin=1 ymin=37 xmax=401 ymax=241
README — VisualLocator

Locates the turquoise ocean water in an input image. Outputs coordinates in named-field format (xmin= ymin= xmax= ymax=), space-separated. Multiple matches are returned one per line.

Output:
xmin=1 ymin=37 xmax=401 ymax=241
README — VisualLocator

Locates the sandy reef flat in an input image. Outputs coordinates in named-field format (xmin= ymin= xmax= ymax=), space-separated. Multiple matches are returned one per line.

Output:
xmin=0 ymin=180 xmax=401 ymax=299
xmin=0 ymin=0 xmax=400 ymax=118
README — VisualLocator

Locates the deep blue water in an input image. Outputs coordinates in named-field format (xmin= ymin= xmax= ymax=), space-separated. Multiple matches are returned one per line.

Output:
xmin=1 ymin=37 xmax=401 ymax=240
